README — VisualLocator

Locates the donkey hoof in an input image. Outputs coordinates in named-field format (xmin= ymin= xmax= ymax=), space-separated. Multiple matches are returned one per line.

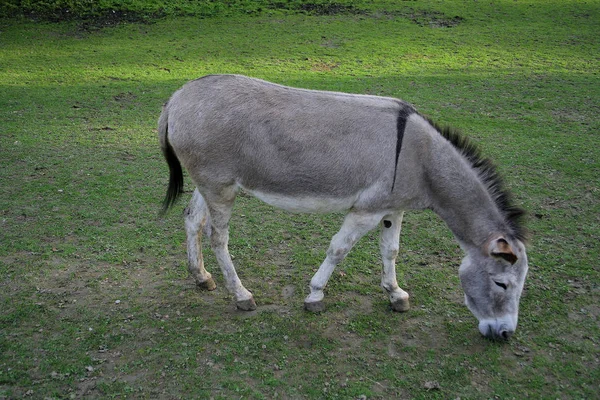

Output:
xmin=304 ymin=300 xmax=325 ymax=313
xmin=391 ymin=297 xmax=410 ymax=312
xmin=236 ymin=298 xmax=257 ymax=311
xmin=197 ymin=277 xmax=216 ymax=291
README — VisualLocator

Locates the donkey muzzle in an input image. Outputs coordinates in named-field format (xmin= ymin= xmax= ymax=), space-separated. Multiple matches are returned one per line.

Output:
xmin=479 ymin=319 xmax=515 ymax=340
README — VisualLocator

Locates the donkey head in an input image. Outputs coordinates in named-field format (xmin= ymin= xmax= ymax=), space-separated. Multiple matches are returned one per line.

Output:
xmin=458 ymin=235 xmax=529 ymax=340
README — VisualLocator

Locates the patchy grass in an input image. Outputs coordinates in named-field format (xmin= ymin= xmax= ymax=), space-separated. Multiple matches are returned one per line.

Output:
xmin=1 ymin=0 xmax=599 ymax=398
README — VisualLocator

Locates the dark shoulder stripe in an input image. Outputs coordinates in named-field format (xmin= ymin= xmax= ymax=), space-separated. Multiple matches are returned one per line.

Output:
xmin=391 ymin=103 xmax=416 ymax=192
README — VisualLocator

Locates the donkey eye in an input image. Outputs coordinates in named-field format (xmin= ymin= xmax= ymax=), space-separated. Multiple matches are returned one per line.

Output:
xmin=494 ymin=281 xmax=508 ymax=290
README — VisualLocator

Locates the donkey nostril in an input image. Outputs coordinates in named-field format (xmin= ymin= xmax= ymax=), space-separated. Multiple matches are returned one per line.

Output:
xmin=500 ymin=329 xmax=513 ymax=340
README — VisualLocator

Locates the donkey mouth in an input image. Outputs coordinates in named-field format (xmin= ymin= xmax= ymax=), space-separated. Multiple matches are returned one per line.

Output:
xmin=479 ymin=321 xmax=515 ymax=340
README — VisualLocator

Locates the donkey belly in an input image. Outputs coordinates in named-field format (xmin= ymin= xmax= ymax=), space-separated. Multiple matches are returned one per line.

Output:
xmin=245 ymin=187 xmax=359 ymax=213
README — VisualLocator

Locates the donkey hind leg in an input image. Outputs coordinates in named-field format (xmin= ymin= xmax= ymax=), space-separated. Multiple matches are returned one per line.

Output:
xmin=184 ymin=189 xmax=216 ymax=291
xmin=205 ymin=189 xmax=256 ymax=311
xmin=304 ymin=212 xmax=383 ymax=312
xmin=380 ymin=212 xmax=410 ymax=312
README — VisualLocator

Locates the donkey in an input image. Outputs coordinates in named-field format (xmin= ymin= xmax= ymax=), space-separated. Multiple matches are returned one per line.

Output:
xmin=159 ymin=74 xmax=529 ymax=340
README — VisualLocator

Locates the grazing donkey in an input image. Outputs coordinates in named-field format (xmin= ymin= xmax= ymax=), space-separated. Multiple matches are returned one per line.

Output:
xmin=159 ymin=75 xmax=529 ymax=340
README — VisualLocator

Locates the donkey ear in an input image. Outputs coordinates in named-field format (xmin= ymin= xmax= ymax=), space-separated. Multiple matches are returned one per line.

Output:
xmin=489 ymin=237 xmax=518 ymax=265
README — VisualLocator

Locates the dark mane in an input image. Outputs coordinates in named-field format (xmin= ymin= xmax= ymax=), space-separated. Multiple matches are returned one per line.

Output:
xmin=424 ymin=117 xmax=529 ymax=243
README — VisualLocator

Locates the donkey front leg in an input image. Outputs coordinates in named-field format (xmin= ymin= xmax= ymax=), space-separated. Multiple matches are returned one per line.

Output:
xmin=184 ymin=190 xmax=216 ymax=290
xmin=380 ymin=212 xmax=410 ymax=312
xmin=304 ymin=212 xmax=383 ymax=312
xmin=206 ymin=193 xmax=256 ymax=311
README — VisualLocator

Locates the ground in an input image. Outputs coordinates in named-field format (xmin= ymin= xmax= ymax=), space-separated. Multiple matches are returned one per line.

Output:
xmin=1 ymin=0 xmax=599 ymax=398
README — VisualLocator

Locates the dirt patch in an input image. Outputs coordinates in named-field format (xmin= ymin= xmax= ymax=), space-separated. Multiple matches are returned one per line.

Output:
xmin=375 ymin=8 xmax=463 ymax=27
xmin=387 ymin=316 xmax=449 ymax=355
xmin=342 ymin=292 xmax=375 ymax=317
xmin=281 ymin=284 xmax=295 ymax=299
xmin=311 ymin=61 xmax=341 ymax=72
xmin=267 ymin=1 xmax=364 ymax=16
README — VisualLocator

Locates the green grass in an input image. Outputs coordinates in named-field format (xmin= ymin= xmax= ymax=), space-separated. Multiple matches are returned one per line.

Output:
xmin=1 ymin=0 xmax=599 ymax=398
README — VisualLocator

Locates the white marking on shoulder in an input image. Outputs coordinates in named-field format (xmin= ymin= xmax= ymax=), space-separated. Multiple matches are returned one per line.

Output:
xmin=245 ymin=189 xmax=358 ymax=213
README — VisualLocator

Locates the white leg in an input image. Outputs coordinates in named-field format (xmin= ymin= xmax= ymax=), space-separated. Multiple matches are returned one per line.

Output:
xmin=205 ymin=189 xmax=256 ymax=311
xmin=380 ymin=212 xmax=410 ymax=312
xmin=304 ymin=212 xmax=383 ymax=312
xmin=184 ymin=189 xmax=215 ymax=290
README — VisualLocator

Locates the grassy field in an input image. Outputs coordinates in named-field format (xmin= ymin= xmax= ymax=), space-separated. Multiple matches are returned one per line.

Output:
xmin=1 ymin=0 xmax=599 ymax=398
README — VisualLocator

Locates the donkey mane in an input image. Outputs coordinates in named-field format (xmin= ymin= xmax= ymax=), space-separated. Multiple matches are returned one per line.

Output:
xmin=424 ymin=117 xmax=528 ymax=243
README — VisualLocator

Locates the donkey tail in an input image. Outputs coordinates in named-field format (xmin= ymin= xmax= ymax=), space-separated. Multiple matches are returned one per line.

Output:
xmin=158 ymin=105 xmax=184 ymax=214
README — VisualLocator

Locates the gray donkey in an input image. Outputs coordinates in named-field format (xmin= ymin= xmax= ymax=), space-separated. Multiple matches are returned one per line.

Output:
xmin=159 ymin=74 xmax=529 ymax=340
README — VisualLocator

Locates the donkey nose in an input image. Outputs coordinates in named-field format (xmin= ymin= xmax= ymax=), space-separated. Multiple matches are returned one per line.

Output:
xmin=498 ymin=325 xmax=514 ymax=340
xmin=479 ymin=320 xmax=515 ymax=340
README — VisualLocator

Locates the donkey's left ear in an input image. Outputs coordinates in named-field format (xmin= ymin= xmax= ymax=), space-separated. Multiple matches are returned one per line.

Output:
xmin=489 ymin=237 xmax=518 ymax=265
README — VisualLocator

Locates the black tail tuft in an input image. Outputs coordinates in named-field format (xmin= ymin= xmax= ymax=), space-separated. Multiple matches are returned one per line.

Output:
xmin=161 ymin=134 xmax=184 ymax=215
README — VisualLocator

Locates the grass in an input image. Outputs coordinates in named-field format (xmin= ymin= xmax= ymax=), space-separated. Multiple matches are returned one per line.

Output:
xmin=1 ymin=0 xmax=599 ymax=398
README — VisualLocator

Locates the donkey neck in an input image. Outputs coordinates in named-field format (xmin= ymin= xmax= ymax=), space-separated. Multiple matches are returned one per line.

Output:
xmin=424 ymin=133 xmax=507 ymax=248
